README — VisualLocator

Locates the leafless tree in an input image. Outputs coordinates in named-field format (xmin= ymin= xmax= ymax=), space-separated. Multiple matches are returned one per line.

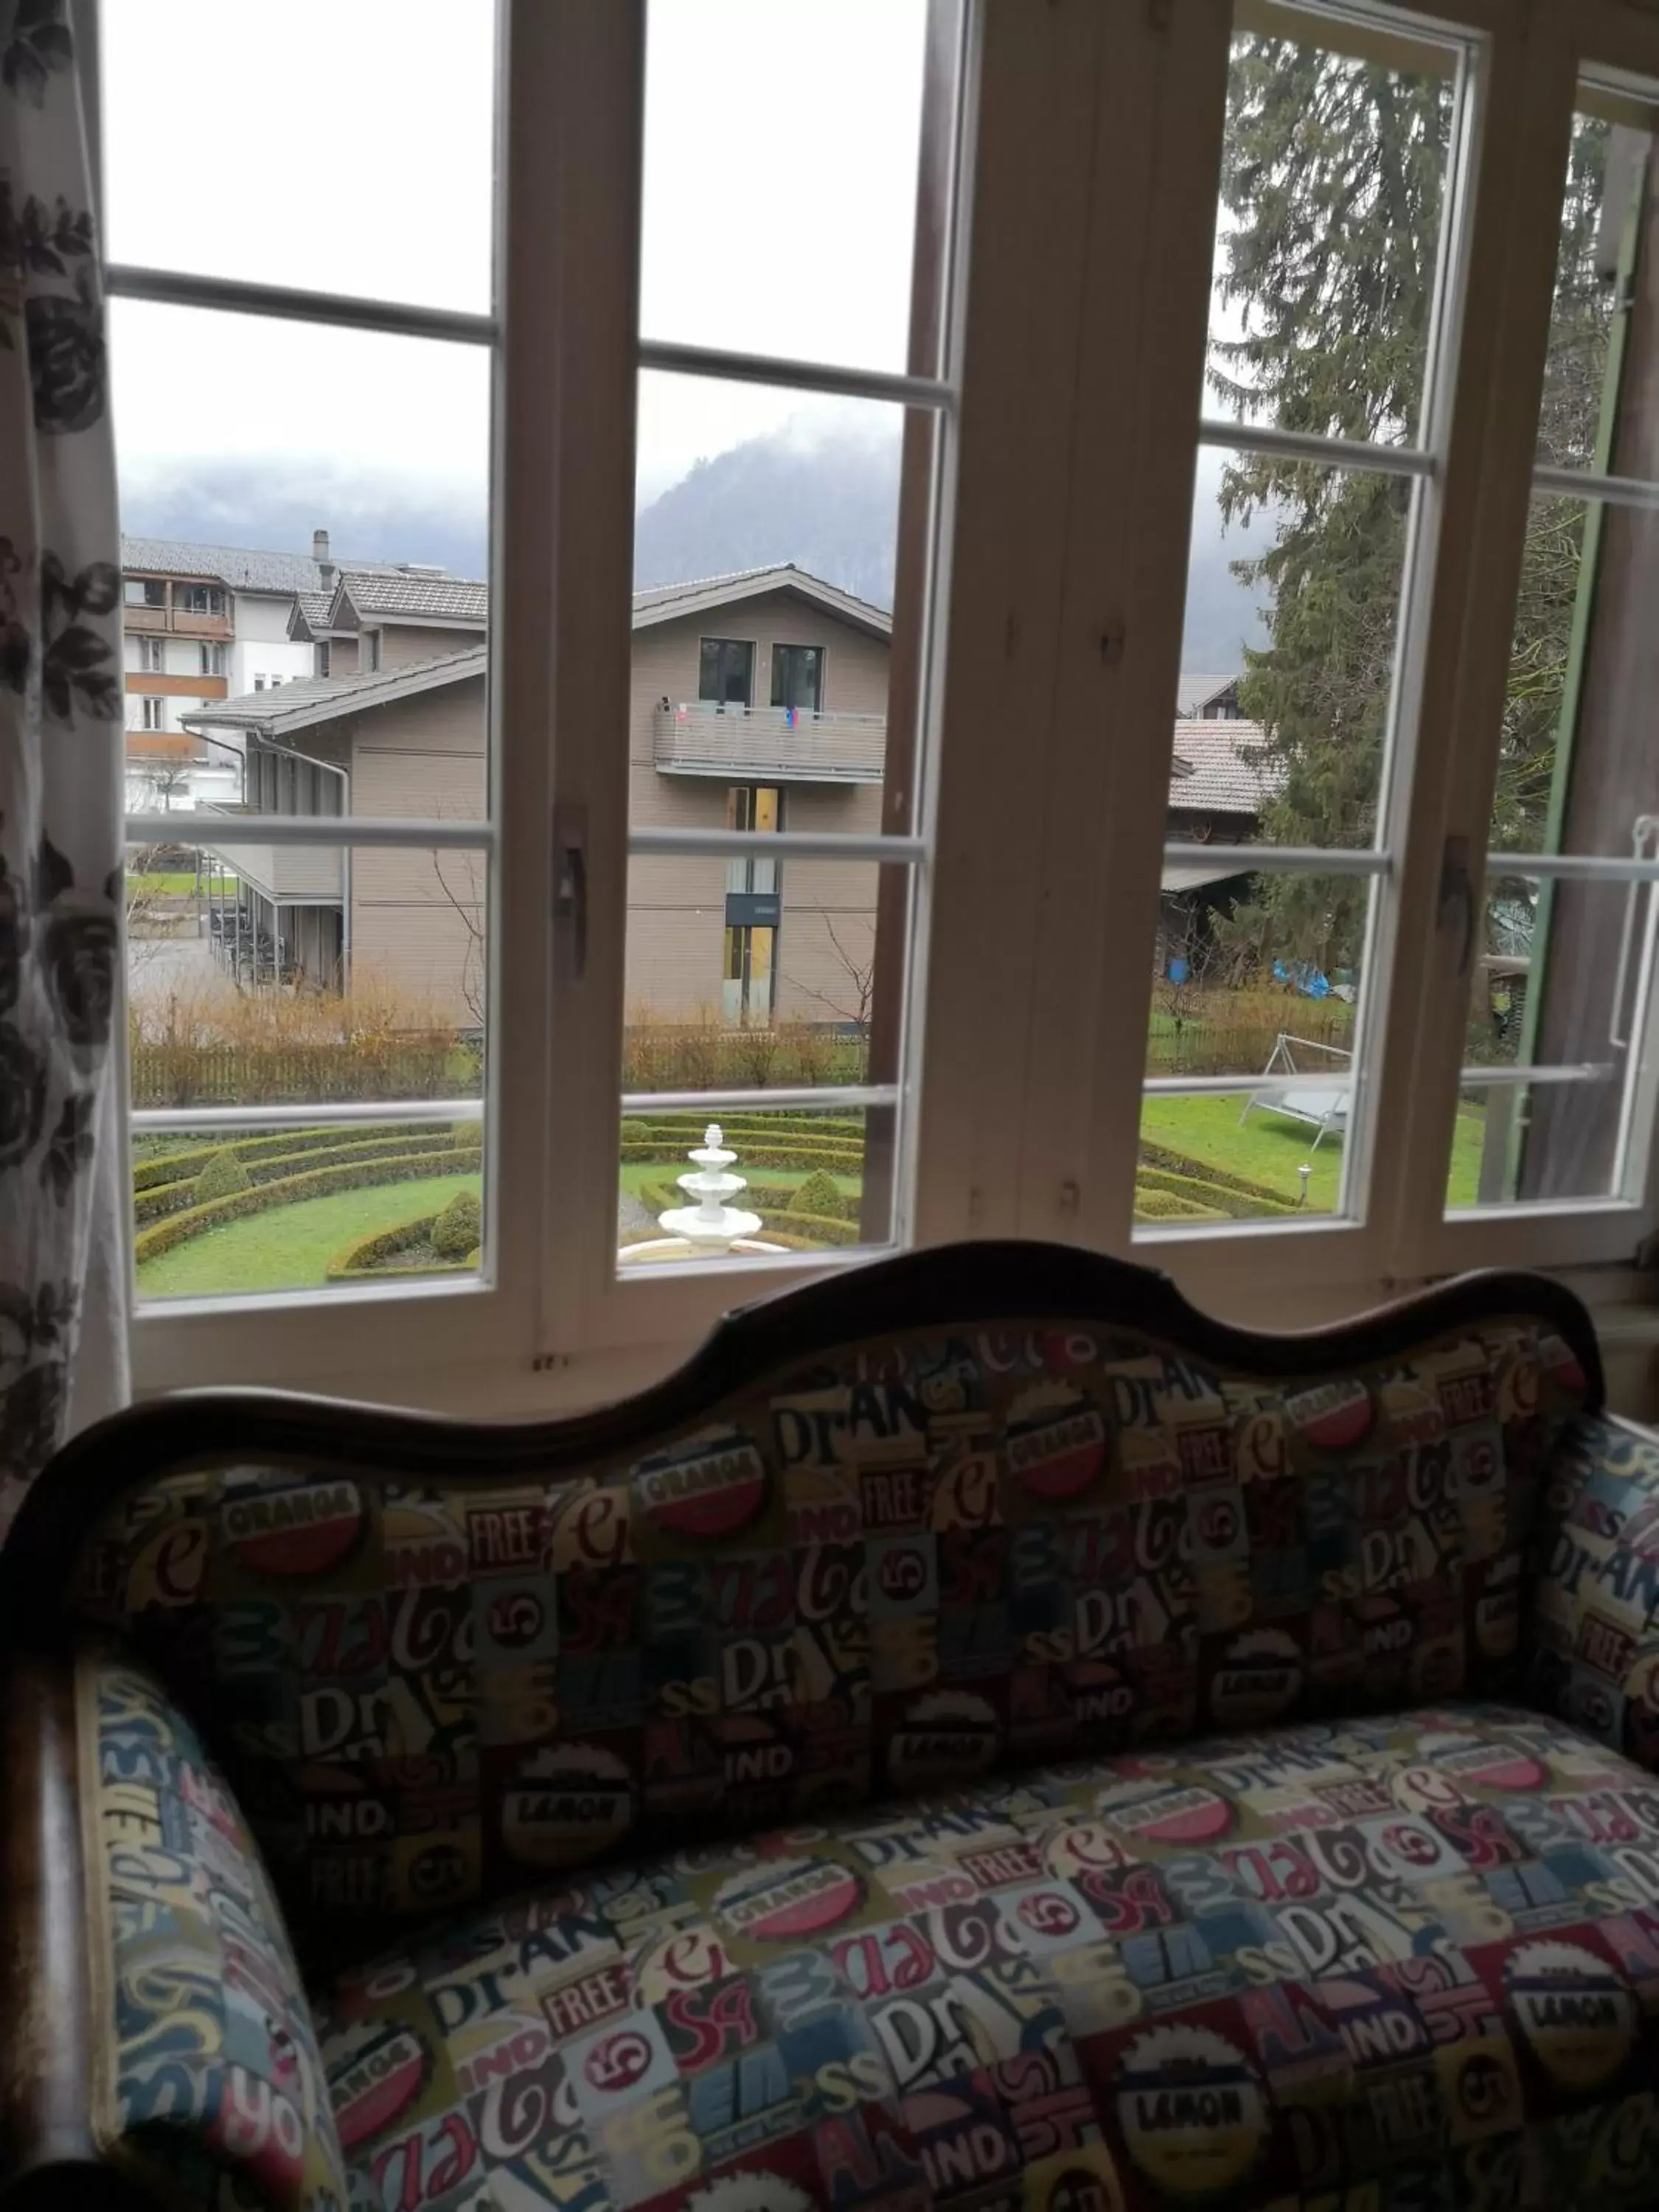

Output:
xmin=429 ymin=845 xmax=487 ymax=1031
xmin=782 ymin=914 xmax=876 ymax=1033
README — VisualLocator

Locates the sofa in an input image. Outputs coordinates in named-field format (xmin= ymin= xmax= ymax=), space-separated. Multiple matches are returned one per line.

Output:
xmin=4 ymin=1241 xmax=1659 ymax=2211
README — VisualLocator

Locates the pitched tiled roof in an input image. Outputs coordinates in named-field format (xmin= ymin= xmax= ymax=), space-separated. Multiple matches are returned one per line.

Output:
xmin=184 ymin=647 xmax=486 ymax=734
xmin=1167 ymin=719 xmax=1276 ymax=814
xmin=631 ymin=563 xmax=892 ymax=639
xmin=291 ymin=591 xmax=335 ymax=634
xmin=1175 ymin=672 xmax=1240 ymax=717
xmin=341 ymin=573 xmax=489 ymax=624
xmin=119 ymin=534 xmax=403 ymax=594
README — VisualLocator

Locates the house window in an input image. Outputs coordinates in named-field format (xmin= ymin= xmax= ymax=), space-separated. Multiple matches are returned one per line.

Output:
xmin=177 ymin=584 xmax=226 ymax=616
xmin=317 ymin=641 xmax=331 ymax=678
xmin=124 ymin=577 xmax=165 ymax=608
xmin=200 ymin=643 xmax=226 ymax=678
xmin=698 ymin=638 xmax=753 ymax=707
xmin=136 ymin=637 xmax=163 ymax=672
xmin=364 ymin=630 xmax=382 ymax=672
xmin=140 ymin=697 xmax=166 ymax=731
xmin=770 ymin=644 xmax=824 ymax=714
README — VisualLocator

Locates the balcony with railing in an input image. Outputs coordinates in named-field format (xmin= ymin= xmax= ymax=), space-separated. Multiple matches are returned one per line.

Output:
xmin=653 ymin=700 xmax=886 ymax=783
xmin=195 ymin=803 xmax=344 ymax=904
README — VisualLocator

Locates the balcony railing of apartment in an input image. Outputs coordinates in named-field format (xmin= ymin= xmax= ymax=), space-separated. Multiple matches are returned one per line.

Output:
xmin=195 ymin=801 xmax=345 ymax=904
xmin=123 ymin=596 xmax=234 ymax=641
xmin=653 ymin=700 xmax=886 ymax=783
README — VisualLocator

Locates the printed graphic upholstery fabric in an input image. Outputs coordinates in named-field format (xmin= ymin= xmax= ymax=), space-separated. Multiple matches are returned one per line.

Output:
xmin=313 ymin=1705 xmax=1659 ymax=2211
xmin=71 ymin=1312 xmax=1590 ymax=1961
xmin=1528 ymin=1412 xmax=1659 ymax=1765
xmin=83 ymin=1648 xmax=347 ymax=2210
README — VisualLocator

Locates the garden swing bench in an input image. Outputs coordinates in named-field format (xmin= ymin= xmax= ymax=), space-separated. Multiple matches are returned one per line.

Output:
xmin=1239 ymin=1032 xmax=1353 ymax=1150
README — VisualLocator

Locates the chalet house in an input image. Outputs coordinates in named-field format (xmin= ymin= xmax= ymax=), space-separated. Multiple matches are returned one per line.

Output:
xmin=187 ymin=566 xmax=891 ymax=1027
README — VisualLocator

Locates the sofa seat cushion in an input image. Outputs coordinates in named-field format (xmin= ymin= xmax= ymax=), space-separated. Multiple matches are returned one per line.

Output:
xmin=316 ymin=1703 xmax=1659 ymax=2211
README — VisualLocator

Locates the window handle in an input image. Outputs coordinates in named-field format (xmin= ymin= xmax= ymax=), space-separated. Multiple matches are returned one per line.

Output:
xmin=553 ymin=801 xmax=588 ymax=984
xmin=1439 ymin=833 xmax=1475 ymax=980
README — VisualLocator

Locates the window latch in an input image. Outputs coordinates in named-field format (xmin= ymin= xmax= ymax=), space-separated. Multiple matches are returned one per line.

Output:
xmin=1438 ymin=834 xmax=1475 ymax=980
xmin=553 ymin=801 xmax=588 ymax=984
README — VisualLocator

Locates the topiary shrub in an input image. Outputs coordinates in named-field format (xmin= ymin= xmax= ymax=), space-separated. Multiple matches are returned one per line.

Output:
xmin=431 ymin=1189 xmax=482 ymax=1259
xmin=1133 ymin=1186 xmax=1223 ymax=1220
xmin=755 ymin=1207 xmax=858 ymax=1248
xmin=794 ymin=1169 xmax=844 ymax=1220
xmin=1135 ymin=1165 xmax=1297 ymax=1219
xmin=134 ymin=1147 xmax=482 ymax=1265
xmin=193 ymin=1148 xmax=251 ymax=1203
xmin=619 ymin=1117 xmax=651 ymax=1141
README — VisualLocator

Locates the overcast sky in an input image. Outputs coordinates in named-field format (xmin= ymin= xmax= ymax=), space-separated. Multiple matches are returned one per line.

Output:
xmin=101 ymin=0 xmax=927 ymax=553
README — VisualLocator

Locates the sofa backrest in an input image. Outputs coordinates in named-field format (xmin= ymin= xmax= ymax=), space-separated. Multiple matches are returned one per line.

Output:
xmin=29 ymin=1249 xmax=1597 ymax=1964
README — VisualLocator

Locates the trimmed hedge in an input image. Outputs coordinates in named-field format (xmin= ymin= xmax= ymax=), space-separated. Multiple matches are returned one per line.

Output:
xmin=327 ymin=1217 xmax=447 ymax=1280
xmin=194 ymin=1149 xmax=251 ymax=1202
xmin=1135 ymin=1165 xmax=1296 ymax=1220
xmin=622 ymin=1141 xmax=860 ymax=1173
xmin=134 ymin=1146 xmax=482 ymax=1265
xmin=134 ymin=1128 xmax=479 ymax=1228
xmin=758 ymin=1208 xmax=858 ymax=1247
xmin=132 ymin=1121 xmax=462 ymax=1191
xmin=1137 ymin=1141 xmax=1288 ymax=1205
xmin=1133 ymin=1186 xmax=1224 ymax=1221
xmin=432 ymin=1189 xmax=482 ymax=1258
xmin=795 ymin=1169 xmax=848 ymax=1220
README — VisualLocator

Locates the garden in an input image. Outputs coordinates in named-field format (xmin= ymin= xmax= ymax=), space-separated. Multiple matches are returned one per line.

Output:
xmin=130 ymin=1094 xmax=1489 ymax=1299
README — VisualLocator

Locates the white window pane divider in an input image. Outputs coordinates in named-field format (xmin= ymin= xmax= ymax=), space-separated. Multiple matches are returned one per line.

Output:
xmin=1197 ymin=416 xmax=1436 ymax=479
xmin=1530 ymin=462 xmax=1659 ymax=512
xmin=626 ymin=827 xmax=925 ymax=864
xmin=621 ymin=1085 xmax=899 ymax=1115
xmin=1486 ymin=851 xmax=1659 ymax=881
xmin=123 ymin=813 xmax=493 ymax=850
xmin=1141 ymin=1062 xmax=1610 ymax=1102
xmin=1162 ymin=841 xmax=1389 ymax=877
xmin=131 ymin=1099 xmax=484 ymax=1134
xmin=638 ymin=336 xmax=953 ymax=415
xmin=104 ymin=262 xmax=497 ymax=347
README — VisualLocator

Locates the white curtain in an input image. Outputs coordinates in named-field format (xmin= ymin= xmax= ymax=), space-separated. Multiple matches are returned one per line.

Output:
xmin=0 ymin=0 xmax=127 ymax=1534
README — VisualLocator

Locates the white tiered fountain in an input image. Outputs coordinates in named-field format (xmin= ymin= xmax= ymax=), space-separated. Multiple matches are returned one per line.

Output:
xmin=619 ymin=1124 xmax=785 ymax=1266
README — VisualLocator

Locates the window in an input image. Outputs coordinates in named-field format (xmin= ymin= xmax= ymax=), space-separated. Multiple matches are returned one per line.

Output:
xmin=124 ymin=577 xmax=165 ymax=608
xmin=177 ymin=584 xmax=226 ymax=616
xmin=771 ymin=643 xmax=824 ymax=714
xmin=100 ymin=0 xmax=1659 ymax=1408
xmin=139 ymin=696 xmax=166 ymax=731
xmin=136 ymin=637 xmax=163 ymax=672
xmin=317 ymin=641 xmax=331 ymax=678
xmin=698 ymin=637 xmax=753 ymax=707
xmin=199 ymin=642 xmax=226 ymax=678
xmin=252 ymin=675 xmax=265 ymax=692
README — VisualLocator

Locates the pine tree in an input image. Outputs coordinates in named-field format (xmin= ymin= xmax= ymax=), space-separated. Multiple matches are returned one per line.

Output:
xmin=1210 ymin=32 xmax=1610 ymax=967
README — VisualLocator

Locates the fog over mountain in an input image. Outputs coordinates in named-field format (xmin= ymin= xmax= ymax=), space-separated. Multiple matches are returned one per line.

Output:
xmin=121 ymin=434 xmax=1272 ymax=673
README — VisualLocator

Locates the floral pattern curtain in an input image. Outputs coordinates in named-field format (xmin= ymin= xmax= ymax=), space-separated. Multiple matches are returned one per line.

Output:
xmin=0 ymin=0 xmax=127 ymax=1533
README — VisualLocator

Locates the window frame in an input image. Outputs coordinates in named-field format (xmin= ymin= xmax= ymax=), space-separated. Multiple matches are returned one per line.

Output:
xmin=111 ymin=0 xmax=1659 ymax=1410
xmin=696 ymin=634 xmax=755 ymax=708
xmin=769 ymin=640 xmax=826 ymax=713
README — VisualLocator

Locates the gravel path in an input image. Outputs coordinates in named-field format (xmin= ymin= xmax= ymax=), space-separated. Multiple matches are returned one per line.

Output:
xmin=618 ymin=1190 xmax=656 ymax=1236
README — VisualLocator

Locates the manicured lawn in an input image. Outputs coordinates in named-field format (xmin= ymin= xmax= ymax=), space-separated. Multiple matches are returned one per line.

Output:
xmin=1141 ymin=1093 xmax=1486 ymax=1211
xmin=136 ymin=1172 xmax=480 ymax=1299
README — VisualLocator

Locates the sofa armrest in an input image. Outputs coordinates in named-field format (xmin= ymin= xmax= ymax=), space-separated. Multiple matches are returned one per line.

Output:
xmin=1528 ymin=1410 xmax=1659 ymax=1763
xmin=1 ymin=1644 xmax=347 ymax=2211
